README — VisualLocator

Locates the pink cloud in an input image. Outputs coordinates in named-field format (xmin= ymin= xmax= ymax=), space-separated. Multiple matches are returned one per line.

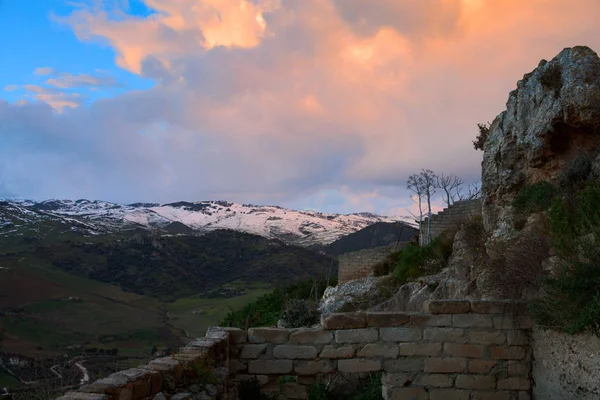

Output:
xmin=3 ymin=0 xmax=600 ymax=213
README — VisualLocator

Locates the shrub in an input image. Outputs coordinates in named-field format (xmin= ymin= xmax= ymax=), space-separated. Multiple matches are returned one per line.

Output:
xmin=280 ymin=299 xmax=320 ymax=328
xmin=393 ymin=234 xmax=454 ymax=284
xmin=372 ymin=250 xmax=402 ymax=277
xmin=512 ymin=181 xmax=557 ymax=214
xmin=239 ymin=377 xmax=277 ymax=400
xmin=557 ymin=154 xmax=592 ymax=192
xmin=473 ymin=122 xmax=491 ymax=151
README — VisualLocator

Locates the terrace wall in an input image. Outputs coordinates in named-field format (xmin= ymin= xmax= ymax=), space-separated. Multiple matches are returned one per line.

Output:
xmin=420 ymin=199 xmax=482 ymax=245
xmin=55 ymin=300 xmax=532 ymax=400
xmin=337 ymin=245 xmax=395 ymax=284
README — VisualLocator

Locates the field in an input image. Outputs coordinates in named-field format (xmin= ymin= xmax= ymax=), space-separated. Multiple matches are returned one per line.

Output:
xmin=166 ymin=280 xmax=273 ymax=338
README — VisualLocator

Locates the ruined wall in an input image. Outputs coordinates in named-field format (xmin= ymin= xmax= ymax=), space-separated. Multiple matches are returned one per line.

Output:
xmin=420 ymin=199 xmax=482 ymax=245
xmin=338 ymin=245 xmax=395 ymax=283
xmin=531 ymin=327 xmax=600 ymax=400
xmin=55 ymin=300 xmax=532 ymax=400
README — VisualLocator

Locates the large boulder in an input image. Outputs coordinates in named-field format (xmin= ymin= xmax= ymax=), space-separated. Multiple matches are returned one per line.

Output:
xmin=482 ymin=46 xmax=600 ymax=242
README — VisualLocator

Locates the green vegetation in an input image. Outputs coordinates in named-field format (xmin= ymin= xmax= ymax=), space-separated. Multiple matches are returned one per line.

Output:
xmin=308 ymin=373 xmax=383 ymax=400
xmin=220 ymin=277 xmax=336 ymax=329
xmin=393 ymin=234 xmax=454 ymax=284
xmin=528 ymin=182 xmax=600 ymax=335
xmin=279 ymin=299 xmax=320 ymax=328
xmin=512 ymin=181 xmax=557 ymax=214
xmin=0 ymin=371 xmax=20 ymax=388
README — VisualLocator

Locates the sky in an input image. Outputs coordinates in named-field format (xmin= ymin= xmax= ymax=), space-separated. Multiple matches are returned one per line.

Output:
xmin=2 ymin=0 xmax=600 ymax=216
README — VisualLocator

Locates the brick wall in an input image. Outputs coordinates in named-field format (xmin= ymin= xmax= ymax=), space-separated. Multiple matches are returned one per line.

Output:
xmin=420 ymin=199 xmax=482 ymax=245
xmin=55 ymin=300 xmax=532 ymax=400
xmin=338 ymin=245 xmax=396 ymax=283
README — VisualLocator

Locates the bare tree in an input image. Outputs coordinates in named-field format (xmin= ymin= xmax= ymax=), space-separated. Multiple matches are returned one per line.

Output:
xmin=407 ymin=173 xmax=426 ymax=238
xmin=420 ymin=169 xmax=437 ymax=245
xmin=435 ymin=173 xmax=464 ymax=206
xmin=456 ymin=182 xmax=482 ymax=201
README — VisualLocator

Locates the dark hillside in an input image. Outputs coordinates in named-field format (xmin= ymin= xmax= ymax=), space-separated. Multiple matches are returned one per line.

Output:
xmin=323 ymin=221 xmax=418 ymax=255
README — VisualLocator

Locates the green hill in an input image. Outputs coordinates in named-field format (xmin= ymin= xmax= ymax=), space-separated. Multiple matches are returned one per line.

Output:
xmin=322 ymin=221 xmax=418 ymax=255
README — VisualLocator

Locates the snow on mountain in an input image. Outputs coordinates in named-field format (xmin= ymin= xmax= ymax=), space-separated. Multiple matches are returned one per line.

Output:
xmin=0 ymin=199 xmax=414 ymax=246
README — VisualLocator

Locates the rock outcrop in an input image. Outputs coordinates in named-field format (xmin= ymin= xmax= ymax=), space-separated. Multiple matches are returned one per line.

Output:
xmin=482 ymin=46 xmax=600 ymax=242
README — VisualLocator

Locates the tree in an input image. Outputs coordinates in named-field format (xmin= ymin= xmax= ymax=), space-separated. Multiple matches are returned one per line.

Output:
xmin=456 ymin=182 xmax=482 ymax=201
xmin=420 ymin=169 xmax=437 ymax=245
xmin=435 ymin=173 xmax=464 ymax=206
xmin=473 ymin=122 xmax=491 ymax=151
xmin=407 ymin=173 xmax=427 ymax=241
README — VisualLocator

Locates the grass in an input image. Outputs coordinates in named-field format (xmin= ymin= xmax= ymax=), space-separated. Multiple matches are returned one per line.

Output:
xmin=0 ymin=370 xmax=20 ymax=388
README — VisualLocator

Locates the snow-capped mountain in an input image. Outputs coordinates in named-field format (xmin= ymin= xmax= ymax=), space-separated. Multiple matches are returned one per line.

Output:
xmin=0 ymin=199 xmax=414 ymax=246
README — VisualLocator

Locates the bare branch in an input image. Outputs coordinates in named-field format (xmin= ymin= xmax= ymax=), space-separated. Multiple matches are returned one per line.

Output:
xmin=434 ymin=173 xmax=464 ymax=206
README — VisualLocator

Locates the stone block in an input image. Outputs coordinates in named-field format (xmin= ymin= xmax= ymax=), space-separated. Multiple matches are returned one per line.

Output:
xmin=414 ymin=373 xmax=453 ymax=387
xmin=443 ymin=343 xmax=485 ymax=358
xmin=382 ymin=387 xmax=428 ymax=400
xmin=452 ymin=314 xmax=493 ymax=328
xmin=319 ymin=345 xmax=354 ymax=359
xmin=410 ymin=314 xmax=452 ymax=326
xmin=55 ymin=393 xmax=110 ymax=400
xmin=506 ymin=330 xmax=529 ymax=345
xmin=424 ymin=358 xmax=466 ymax=373
xmin=507 ymin=361 xmax=530 ymax=377
xmin=222 ymin=327 xmax=248 ymax=343
xmin=470 ymin=300 xmax=527 ymax=314
xmin=497 ymin=377 xmax=531 ymax=390
xmin=489 ymin=346 xmax=527 ymax=360
xmin=294 ymin=360 xmax=335 ymax=375
xmin=335 ymin=328 xmax=378 ymax=343
xmin=282 ymin=383 xmax=308 ymax=399
xmin=273 ymin=345 xmax=317 ymax=359
xmin=381 ymin=372 xmax=414 ymax=388
xmin=383 ymin=357 xmax=424 ymax=373
xmin=248 ymin=328 xmax=290 ymax=343
xmin=321 ymin=313 xmax=367 ymax=329
xmin=467 ymin=331 xmax=506 ymax=345
xmin=357 ymin=343 xmax=400 ymax=358
xmin=398 ymin=343 xmax=442 ymax=357
xmin=455 ymin=374 xmax=496 ymax=389
xmin=493 ymin=315 xmax=533 ymax=330
xmin=289 ymin=328 xmax=333 ymax=344
xmin=241 ymin=344 xmax=268 ymax=359
xmin=428 ymin=300 xmax=471 ymax=314
xmin=380 ymin=327 xmax=422 ymax=342
xmin=248 ymin=360 xmax=293 ymax=374
xmin=338 ymin=358 xmax=382 ymax=373
xmin=366 ymin=312 xmax=410 ymax=327
xmin=471 ymin=392 xmax=511 ymax=400
xmin=429 ymin=389 xmax=470 ymax=400
xmin=423 ymin=327 xmax=466 ymax=343
xmin=233 ymin=374 xmax=269 ymax=385
xmin=469 ymin=360 xmax=498 ymax=374
xmin=229 ymin=359 xmax=247 ymax=374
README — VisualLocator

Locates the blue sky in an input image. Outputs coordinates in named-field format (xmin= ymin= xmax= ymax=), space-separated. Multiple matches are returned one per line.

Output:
xmin=1 ymin=0 xmax=600 ymax=215
xmin=0 ymin=0 xmax=153 ymax=106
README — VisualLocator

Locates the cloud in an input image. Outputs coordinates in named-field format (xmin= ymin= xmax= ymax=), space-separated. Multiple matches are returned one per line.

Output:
xmin=22 ymin=85 xmax=85 ymax=112
xmin=3 ymin=85 xmax=18 ymax=91
xmin=46 ymin=72 xmax=124 ymax=89
xmin=3 ymin=0 xmax=600 ymax=213
xmin=33 ymin=67 xmax=56 ymax=76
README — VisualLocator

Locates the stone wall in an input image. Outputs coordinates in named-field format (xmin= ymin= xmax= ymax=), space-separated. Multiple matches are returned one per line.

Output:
xmin=55 ymin=300 xmax=532 ymax=400
xmin=531 ymin=327 xmax=600 ymax=400
xmin=420 ymin=199 xmax=482 ymax=245
xmin=338 ymin=245 xmax=395 ymax=283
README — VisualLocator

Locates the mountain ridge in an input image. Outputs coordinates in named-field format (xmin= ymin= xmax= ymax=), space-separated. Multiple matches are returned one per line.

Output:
xmin=0 ymin=198 xmax=414 ymax=246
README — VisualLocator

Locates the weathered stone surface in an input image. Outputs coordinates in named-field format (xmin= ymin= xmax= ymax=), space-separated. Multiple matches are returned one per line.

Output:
xmin=248 ymin=360 xmax=293 ymax=374
xmin=233 ymin=374 xmax=269 ymax=385
xmin=452 ymin=314 xmax=493 ymax=328
xmin=467 ymin=331 xmax=506 ymax=345
xmin=455 ymin=375 xmax=497 ymax=389
xmin=319 ymin=345 xmax=355 ymax=359
xmin=482 ymin=46 xmax=600 ymax=242
xmin=171 ymin=393 xmax=192 ymax=400
xmin=429 ymin=389 xmax=470 ymax=400
xmin=398 ymin=343 xmax=442 ymax=357
xmin=335 ymin=328 xmax=378 ymax=343
xmin=470 ymin=301 xmax=527 ymax=315
xmin=471 ymin=392 xmax=512 ymax=400
xmin=383 ymin=387 xmax=428 ymax=400
xmin=497 ymin=377 xmax=531 ymax=390
xmin=493 ymin=316 xmax=533 ymax=330
xmin=55 ymin=393 xmax=110 ymax=400
xmin=294 ymin=360 xmax=334 ymax=375
xmin=414 ymin=373 xmax=453 ymax=388
xmin=241 ymin=344 xmax=268 ymax=359
xmin=248 ymin=328 xmax=289 ymax=343
xmin=423 ymin=327 xmax=466 ymax=343
xmin=366 ymin=312 xmax=410 ymax=327
xmin=469 ymin=360 xmax=498 ymax=374
xmin=428 ymin=300 xmax=471 ymax=314
xmin=424 ymin=357 xmax=467 ymax=373
xmin=229 ymin=359 xmax=247 ymax=373
xmin=381 ymin=372 xmax=414 ymax=388
xmin=282 ymin=383 xmax=308 ymax=399
xmin=443 ymin=343 xmax=485 ymax=358
xmin=506 ymin=330 xmax=529 ymax=346
xmin=220 ymin=327 xmax=248 ymax=343
xmin=273 ymin=345 xmax=317 ymax=359
xmin=384 ymin=357 xmax=424 ymax=373
xmin=380 ymin=327 xmax=422 ymax=342
xmin=357 ymin=343 xmax=400 ymax=358
xmin=289 ymin=328 xmax=333 ymax=344
xmin=489 ymin=346 xmax=527 ymax=360
xmin=321 ymin=313 xmax=367 ymax=329
xmin=410 ymin=314 xmax=452 ymax=326
xmin=338 ymin=359 xmax=381 ymax=373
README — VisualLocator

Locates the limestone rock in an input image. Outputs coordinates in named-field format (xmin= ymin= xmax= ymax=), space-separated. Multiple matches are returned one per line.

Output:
xmin=482 ymin=46 xmax=600 ymax=243
xmin=318 ymin=276 xmax=383 ymax=314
